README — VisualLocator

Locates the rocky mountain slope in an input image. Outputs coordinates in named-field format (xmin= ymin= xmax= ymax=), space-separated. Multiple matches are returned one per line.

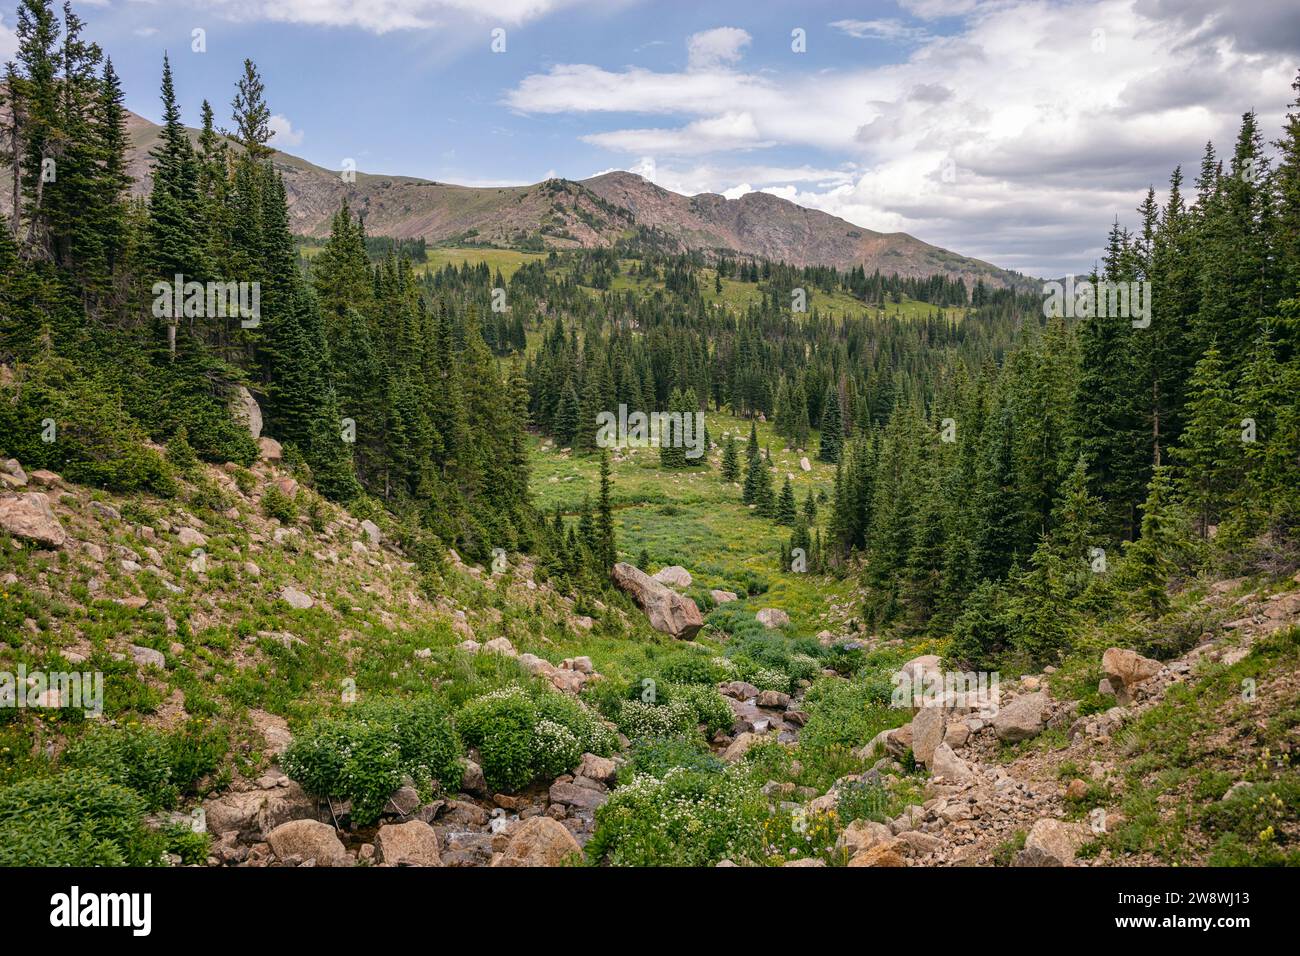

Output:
xmin=4 ymin=430 xmax=1296 ymax=867
xmin=1 ymin=109 xmax=1031 ymax=289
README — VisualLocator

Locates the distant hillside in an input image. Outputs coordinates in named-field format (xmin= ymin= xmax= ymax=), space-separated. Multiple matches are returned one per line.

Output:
xmin=4 ymin=108 xmax=1034 ymax=289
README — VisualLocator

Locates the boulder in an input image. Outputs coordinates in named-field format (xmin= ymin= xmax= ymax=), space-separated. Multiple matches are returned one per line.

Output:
xmin=360 ymin=519 xmax=382 ymax=546
xmin=278 ymin=587 xmax=313 ymax=610
xmin=548 ymin=780 xmax=607 ymax=811
xmin=836 ymin=819 xmax=893 ymax=856
xmin=755 ymin=607 xmax=790 ymax=629
xmin=203 ymin=791 xmax=267 ymax=837
xmin=757 ymin=690 xmax=790 ymax=709
xmin=930 ymin=743 xmax=972 ymax=782
xmin=1101 ymin=647 xmax=1162 ymax=705
xmin=911 ymin=706 xmax=947 ymax=766
xmin=0 ymin=492 xmax=67 ymax=548
xmin=375 ymin=820 xmax=442 ymax=866
xmin=461 ymin=760 xmax=489 ymax=796
xmin=231 ymin=385 xmax=263 ymax=440
xmin=799 ymin=457 xmax=811 ymax=472
xmin=1017 ymin=818 xmax=1089 ymax=867
xmin=651 ymin=565 xmax=692 ymax=589
xmin=993 ymin=691 xmax=1048 ymax=742
xmin=576 ymin=753 xmax=617 ymax=784
xmin=722 ymin=731 xmax=762 ymax=763
xmin=176 ymin=527 xmax=208 ymax=548
xmin=130 ymin=645 xmax=166 ymax=669
xmin=257 ymin=436 xmax=283 ymax=461
xmin=610 ymin=562 xmax=704 ymax=640
xmin=265 ymin=820 xmax=349 ymax=867
xmin=490 ymin=816 xmax=583 ymax=867
xmin=710 ymin=589 xmax=739 ymax=604
xmin=847 ymin=843 xmax=907 ymax=867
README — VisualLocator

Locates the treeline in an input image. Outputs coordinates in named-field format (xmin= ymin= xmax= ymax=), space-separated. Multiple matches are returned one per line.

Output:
xmin=824 ymin=85 xmax=1300 ymax=666
xmin=0 ymin=0 xmax=535 ymax=562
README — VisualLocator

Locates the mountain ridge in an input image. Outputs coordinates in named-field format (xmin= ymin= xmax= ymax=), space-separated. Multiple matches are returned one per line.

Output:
xmin=101 ymin=110 xmax=1034 ymax=288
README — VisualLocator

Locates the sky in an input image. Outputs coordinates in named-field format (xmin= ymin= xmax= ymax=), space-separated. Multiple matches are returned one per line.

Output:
xmin=2 ymin=0 xmax=1296 ymax=278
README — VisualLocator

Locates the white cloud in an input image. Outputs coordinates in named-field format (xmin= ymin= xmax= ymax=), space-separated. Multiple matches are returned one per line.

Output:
xmin=268 ymin=114 xmax=304 ymax=147
xmin=204 ymin=0 xmax=592 ymax=33
xmin=583 ymin=112 xmax=768 ymax=155
xmin=134 ymin=27 xmax=159 ymax=37
xmin=830 ymin=19 xmax=929 ymax=42
xmin=897 ymin=0 xmax=981 ymax=18
xmin=505 ymin=0 xmax=1296 ymax=277
xmin=0 ymin=15 xmax=17 ymax=60
xmin=685 ymin=27 xmax=751 ymax=70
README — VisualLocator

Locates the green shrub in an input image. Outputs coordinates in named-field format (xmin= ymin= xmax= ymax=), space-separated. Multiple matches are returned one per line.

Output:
xmin=62 ymin=724 xmax=177 ymax=811
xmin=0 ymin=770 xmax=165 ymax=866
xmin=657 ymin=654 xmax=723 ymax=686
xmin=457 ymin=687 xmax=542 ymax=793
xmin=167 ymin=425 xmax=200 ymax=476
xmin=588 ymin=766 xmax=767 ymax=866
xmin=621 ymin=737 xmax=723 ymax=781
xmin=456 ymin=687 xmax=612 ymax=792
xmin=282 ymin=696 xmax=463 ymax=825
xmin=664 ymin=684 xmax=734 ymax=738
xmin=261 ymin=485 xmax=297 ymax=524
xmin=163 ymin=823 xmax=211 ymax=865
xmin=616 ymin=698 xmax=698 ymax=741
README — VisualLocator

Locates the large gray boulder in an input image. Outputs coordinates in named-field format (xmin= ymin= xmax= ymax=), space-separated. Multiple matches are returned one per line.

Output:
xmin=491 ymin=816 xmax=583 ymax=867
xmin=611 ymin=562 xmax=704 ymax=639
xmin=651 ymin=565 xmax=692 ymax=588
xmin=0 ymin=492 xmax=67 ymax=548
xmin=375 ymin=820 xmax=442 ymax=866
xmin=993 ymin=691 xmax=1048 ymax=742
xmin=265 ymin=820 xmax=349 ymax=866
xmin=1101 ymin=647 xmax=1162 ymax=704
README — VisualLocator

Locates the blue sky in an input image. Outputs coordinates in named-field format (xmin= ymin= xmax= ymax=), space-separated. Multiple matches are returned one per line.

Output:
xmin=3 ymin=0 xmax=1296 ymax=277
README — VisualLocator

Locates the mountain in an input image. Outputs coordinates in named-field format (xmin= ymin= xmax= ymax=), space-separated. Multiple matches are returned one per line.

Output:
xmin=6 ymin=108 xmax=1033 ymax=288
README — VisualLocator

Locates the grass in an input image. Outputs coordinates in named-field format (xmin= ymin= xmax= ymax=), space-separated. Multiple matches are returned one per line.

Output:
xmin=528 ymin=408 xmax=857 ymax=637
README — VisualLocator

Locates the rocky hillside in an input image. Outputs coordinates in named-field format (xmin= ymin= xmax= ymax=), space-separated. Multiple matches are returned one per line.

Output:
xmin=0 ymin=108 xmax=1030 ymax=288
xmin=3 ymin=429 xmax=1296 ymax=867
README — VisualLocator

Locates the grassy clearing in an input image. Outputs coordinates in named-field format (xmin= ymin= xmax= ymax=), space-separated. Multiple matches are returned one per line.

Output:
xmin=528 ymin=408 xmax=857 ymax=637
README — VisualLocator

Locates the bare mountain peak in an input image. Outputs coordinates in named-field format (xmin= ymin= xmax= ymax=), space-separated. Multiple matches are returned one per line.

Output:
xmin=69 ymin=109 xmax=1030 ymax=287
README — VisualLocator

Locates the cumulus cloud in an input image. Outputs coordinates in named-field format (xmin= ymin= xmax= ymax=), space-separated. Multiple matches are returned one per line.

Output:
xmin=505 ymin=0 xmax=1296 ymax=277
xmin=204 ymin=0 xmax=591 ymax=33
xmin=268 ymin=114 xmax=304 ymax=148
xmin=830 ymin=19 xmax=929 ymax=42
xmin=0 ymin=15 xmax=17 ymax=60
xmin=685 ymin=27 xmax=751 ymax=71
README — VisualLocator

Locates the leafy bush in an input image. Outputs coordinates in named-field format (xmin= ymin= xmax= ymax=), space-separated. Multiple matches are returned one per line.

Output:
xmin=0 ymin=357 xmax=177 ymax=496
xmin=620 ymin=737 xmax=723 ymax=781
xmin=261 ymin=485 xmax=298 ymax=524
xmin=456 ymin=686 xmax=612 ymax=793
xmin=533 ymin=720 xmax=583 ymax=779
xmin=615 ymin=698 xmax=698 ymax=741
xmin=658 ymin=654 xmax=723 ymax=686
xmin=163 ymin=824 xmax=211 ymax=865
xmin=587 ymin=767 xmax=767 ymax=866
xmin=62 ymin=724 xmax=177 ymax=811
xmin=282 ymin=696 xmax=463 ymax=825
xmin=0 ymin=771 xmax=164 ymax=866
xmin=166 ymin=425 xmax=200 ymax=476
xmin=665 ymin=684 xmax=734 ymax=738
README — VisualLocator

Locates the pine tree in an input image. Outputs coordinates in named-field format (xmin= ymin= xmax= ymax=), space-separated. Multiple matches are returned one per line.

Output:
xmin=1121 ymin=467 xmax=1182 ymax=617
xmin=720 ymin=432 xmax=740 ymax=482
xmin=775 ymin=475 xmax=797 ymax=524
xmin=818 ymin=383 xmax=843 ymax=462
xmin=1170 ymin=344 xmax=1240 ymax=536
